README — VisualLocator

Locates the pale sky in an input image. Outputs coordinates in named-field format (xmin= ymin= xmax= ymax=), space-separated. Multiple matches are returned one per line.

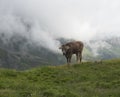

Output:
xmin=0 ymin=0 xmax=120 ymax=51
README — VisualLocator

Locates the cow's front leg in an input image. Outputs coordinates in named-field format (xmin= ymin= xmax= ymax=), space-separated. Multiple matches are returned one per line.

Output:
xmin=66 ymin=56 xmax=72 ymax=66
xmin=66 ymin=57 xmax=70 ymax=66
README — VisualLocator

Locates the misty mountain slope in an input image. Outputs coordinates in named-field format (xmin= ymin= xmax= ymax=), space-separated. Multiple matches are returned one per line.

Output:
xmin=0 ymin=31 xmax=120 ymax=70
xmin=84 ymin=37 xmax=120 ymax=60
xmin=0 ymin=33 xmax=65 ymax=70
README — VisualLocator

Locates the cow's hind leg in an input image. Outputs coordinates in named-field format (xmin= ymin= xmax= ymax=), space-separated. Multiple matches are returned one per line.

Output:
xmin=79 ymin=53 xmax=82 ymax=63
xmin=66 ymin=57 xmax=70 ymax=66
xmin=76 ymin=53 xmax=79 ymax=63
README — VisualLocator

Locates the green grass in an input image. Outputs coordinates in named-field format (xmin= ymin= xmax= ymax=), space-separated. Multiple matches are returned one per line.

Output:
xmin=0 ymin=59 xmax=120 ymax=97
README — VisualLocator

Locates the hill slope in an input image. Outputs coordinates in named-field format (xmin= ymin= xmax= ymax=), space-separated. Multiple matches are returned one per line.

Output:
xmin=0 ymin=59 xmax=120 ymax=97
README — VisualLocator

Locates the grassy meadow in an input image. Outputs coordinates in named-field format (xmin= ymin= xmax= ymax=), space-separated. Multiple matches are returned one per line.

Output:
xmin=0 ymin=59 xmax=120 ymax=97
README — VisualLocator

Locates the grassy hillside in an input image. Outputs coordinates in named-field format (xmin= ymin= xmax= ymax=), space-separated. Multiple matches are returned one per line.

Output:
xmin=0 ymin=59 xmax=120 ymax=97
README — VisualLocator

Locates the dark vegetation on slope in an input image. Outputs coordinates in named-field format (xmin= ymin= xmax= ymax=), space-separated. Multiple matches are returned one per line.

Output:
xmin=0 ymin=33 xmax=65 ymax=70
xmin=0 ymin=59 xmax=120 ymax=97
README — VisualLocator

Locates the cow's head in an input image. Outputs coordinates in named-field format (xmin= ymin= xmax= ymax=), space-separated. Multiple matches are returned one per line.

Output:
xmin=59 ymin=45 xmax=70 ymax=55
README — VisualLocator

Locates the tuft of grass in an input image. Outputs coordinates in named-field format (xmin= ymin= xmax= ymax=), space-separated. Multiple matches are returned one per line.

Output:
xmin=0 ymin=59 xmax=120 ymax=97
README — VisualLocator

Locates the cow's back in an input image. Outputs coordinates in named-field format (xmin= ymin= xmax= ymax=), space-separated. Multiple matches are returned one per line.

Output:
xmin=66 ymin=41 xmax=84 ymax=53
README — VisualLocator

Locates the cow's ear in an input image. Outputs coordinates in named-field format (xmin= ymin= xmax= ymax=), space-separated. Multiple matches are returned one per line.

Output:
xmin=59 ymin=46 xmax=62 ymax=49
xmin=65 ymin=46 xmax=70 ymax=50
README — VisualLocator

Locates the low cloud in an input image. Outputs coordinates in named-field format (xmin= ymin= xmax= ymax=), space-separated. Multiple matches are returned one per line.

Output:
xmin=0 ymin=0 xmax=120 ymax=52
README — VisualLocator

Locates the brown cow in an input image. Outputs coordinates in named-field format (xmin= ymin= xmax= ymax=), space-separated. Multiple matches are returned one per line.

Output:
xmin=59 ymin=41 xmax=84 ymax=65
